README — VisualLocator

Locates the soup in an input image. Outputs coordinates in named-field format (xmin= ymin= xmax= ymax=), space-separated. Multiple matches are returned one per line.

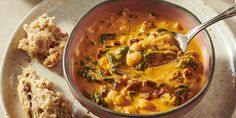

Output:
xmin=73 ymin=8 xmax=204 ymax=114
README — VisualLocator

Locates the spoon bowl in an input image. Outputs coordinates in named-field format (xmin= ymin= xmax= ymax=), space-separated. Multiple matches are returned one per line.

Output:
xmin=174 ymin=5 xmax=236 ymax=52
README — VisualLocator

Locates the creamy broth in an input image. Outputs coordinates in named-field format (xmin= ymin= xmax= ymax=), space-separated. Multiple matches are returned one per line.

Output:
xmin=73 ymin=9 xmax=204 ymax=114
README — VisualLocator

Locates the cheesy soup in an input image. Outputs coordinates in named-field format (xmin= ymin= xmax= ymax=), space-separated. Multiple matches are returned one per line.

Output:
xmin=74 ymin=8 xmax=204 ymax=114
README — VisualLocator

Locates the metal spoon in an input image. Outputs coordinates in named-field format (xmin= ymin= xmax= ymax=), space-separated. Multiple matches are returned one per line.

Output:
xmin=174 ymin=5 xmax=236 ymax=52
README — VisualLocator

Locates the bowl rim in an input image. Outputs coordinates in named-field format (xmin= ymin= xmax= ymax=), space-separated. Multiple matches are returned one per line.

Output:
xmin=63 ymin=0 xmax=215 ymax=117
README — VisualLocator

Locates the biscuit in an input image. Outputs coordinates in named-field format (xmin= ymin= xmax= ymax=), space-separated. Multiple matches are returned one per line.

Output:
xmin=18 ymin=14 xmax=68 ymax=67
xmin=17 ymin=67 xmax=72 ymax=118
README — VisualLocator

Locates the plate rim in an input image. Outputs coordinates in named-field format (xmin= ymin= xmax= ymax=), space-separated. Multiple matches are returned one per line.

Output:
xmin=0 ymin=0 xmax=235 ymax=117
xmin=0 ymin=0 xmax=49 ymax=117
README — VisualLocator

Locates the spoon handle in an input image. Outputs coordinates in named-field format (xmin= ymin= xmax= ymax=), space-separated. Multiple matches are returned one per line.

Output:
xmin=186 ymin=5 xmax=236 ymax=41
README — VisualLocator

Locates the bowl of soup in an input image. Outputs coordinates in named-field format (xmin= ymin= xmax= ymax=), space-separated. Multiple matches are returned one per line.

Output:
xmin=63 ymin=0 xmax=214 ymax=117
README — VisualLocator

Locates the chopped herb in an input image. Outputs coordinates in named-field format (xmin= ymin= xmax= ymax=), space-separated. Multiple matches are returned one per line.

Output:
xmin=98 ymin=70 xmax=104 ymax=78
xmin=134 ymin=61 xmax=147 ymax=71
xmin=92 ymin=91 xmax=108 ymax=107
xmin=92 ymin=60 xmax=98 ymax=66
xmin=174 ymin=85 xmax=189 ymax=95
xmin=157 ymin=28 xmax=168 ymax=33
xmin=176 ymin=53 xmax=198 ymax=69
xmin=134 ymin=51 xmax=152 ymax=71
xmin=103 ymin=77 xmax=114 ymax=83
xmin=80 ymin=61 xmax=113 ymax=84
xmin=175 ymin=84 xmax=189 ymax=89
xmin=107 ymin=52 xmax=124 ymax=75
xmin=85 ymin=57 xmax=98 ymax=66
xmin=80 ymin=60 xmax=85 ymax=66
xmin=128 ymin=91 xmax=137 ymax=97
xmin=175 ymin=99 xmax=181 ymax=106
xmin=143 ymin=50 xmax=156 ymax=59
xmin=80 ymin=65 xmax=93 ymax=82
xmin=80 ymin=58 xmax=105 ymax=83
xmin=129 ymin=50 xmax=134 ymax=54
xmin=99 ymin=38 xmax=106 ymax=44
xmin=99 ymin=33 xmax=117 ymax=44
xmin=116 ymin=46 xmax=129 ymax=55
xmin=106 ymin=46 xmax=128 ymax=74
xmin=101 ymin=48 xmax=110 ymax=53
xmin=110 ymin=67 xmax=118 ymax=74
xmin=107 ymin=53 xmax=118 ymax=74
xmin=107 ymin=53 xmax=116 ymax=64
xmin=176 ymin=76 xmax=184 ymax=82
xmin=114 ymin=46 xmax=129 ymax=60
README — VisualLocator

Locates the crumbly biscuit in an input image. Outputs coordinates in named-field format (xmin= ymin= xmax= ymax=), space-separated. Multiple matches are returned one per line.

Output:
xmin=18 ymin=14 xmax=68 ymax=67
xmin=17 ymin=67 xmax=72 ymax=118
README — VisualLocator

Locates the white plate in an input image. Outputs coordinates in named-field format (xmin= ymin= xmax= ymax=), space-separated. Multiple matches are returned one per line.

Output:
xmin=0 ymin=0 xmax=235 ymax=118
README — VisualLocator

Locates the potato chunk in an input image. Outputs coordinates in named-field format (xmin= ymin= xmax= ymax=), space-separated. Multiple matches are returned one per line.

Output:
xmin=105 ymin=90 xmax=119 ymax=103
xmin=114 ymin=95 xmax=129 ymax=106
xmin=161 ymin=93 xmax=177 ymax=106
xmin=123 ymin=106 xmax=138 ymax=114
xmin=137 ymin=99 xmax=156 ymax=110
